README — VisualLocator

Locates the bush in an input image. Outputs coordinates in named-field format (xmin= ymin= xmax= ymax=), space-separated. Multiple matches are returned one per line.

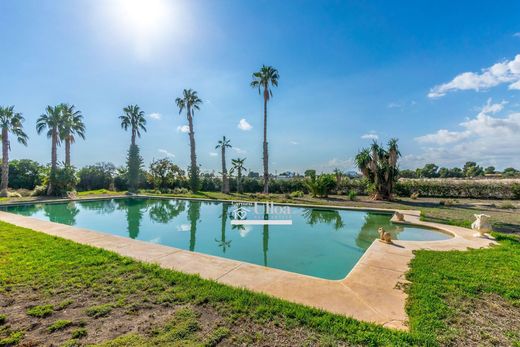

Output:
xmin=31 ymin=185 xmax=47 ymax=196
xmin=77 ymin=162 xmax=116 ymax=191
xmin=396 ymin=179 xmax=520 ymax=199
xmin=290 ymin=190 xmax=304 ymax=198
xmin=347 ymin=191 xmax=357 ymax=201
xmin=305 ymin=174 xmax=336 ymax=198
xmin=8 ymin=159 xmax=44 ymax=189
xmin=26 ymin=304 xmax=54 ymax=318
xmin=47 ymin=319 xmax=72 ymax=333
xmin=49 ymin=166 xmax=78 ymax=197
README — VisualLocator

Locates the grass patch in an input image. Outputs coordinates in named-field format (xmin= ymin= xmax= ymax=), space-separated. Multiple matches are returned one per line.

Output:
xmin=71 ymin=327 xmax=87 ymax=339
xmin=0 ymin=330 xmax=23 ymax=347
xmin=47 ymin=319 xmax=72 ymax=333
xmin=406 ymin=233 xmax=520 ymax=345
xmin=0 ymin=315 xmax=5 ymax=325
xmin=85 ymin=304 xmax=113 ymax=318
xmin=26 ymin=304 xmax=54 ymax=318
xmin=0 ymin=221 xmax=425 ymax=346
xmin=77 ymin=189 xmax=121 ymax=196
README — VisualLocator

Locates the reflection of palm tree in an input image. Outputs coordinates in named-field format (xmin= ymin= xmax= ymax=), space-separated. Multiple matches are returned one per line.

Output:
xmin=262 ymin=204 xmax=269 ymax=266
xmin=302 ymin=208 xmax=344 ymax=230
xmin=187 ymin=201 xmax=201 ymax=251
xmin=149 ymin=200 xmax=186 ymax=224
xmin=215 ymin=204 xmax=231 ymax=252
xmin=126 ymin=199 xmax=144 ymax=239
xmin=44 ymin=202 xmax=80 ymax=225
xmin=355 ymin=213 xmax=404 ymax=249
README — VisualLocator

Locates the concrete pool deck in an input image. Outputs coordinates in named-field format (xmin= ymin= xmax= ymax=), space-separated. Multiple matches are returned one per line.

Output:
xmin=0 ymin=200 xmax=496 ymax=331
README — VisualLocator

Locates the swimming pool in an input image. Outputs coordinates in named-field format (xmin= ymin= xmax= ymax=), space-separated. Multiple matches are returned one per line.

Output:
xmin=1 ymin=197 xmax=451 ymax=280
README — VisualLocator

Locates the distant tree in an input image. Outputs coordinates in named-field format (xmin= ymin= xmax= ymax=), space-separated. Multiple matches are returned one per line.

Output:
xmin=0 ymin=106 xmax=28 ymax=195
xmin=251 ymin=65 xmax=279 ymax=193
xmin=463 ymin=161 xmax=484 ymax=178
xmin=399 ymin=169 xmax=417 ymax=178
xmin=216 ymin=136 xmax=232 ymax=193
xmin=418 ymin=163 xmax=439 ymax=178
xmin=305 ymin=173 xmax=336 ymax=198
xmin=148 ymin=158 xmax=184 ymax=190
xmin=230 ymin=158 xmax=247 ymax=193
xmin=484 ymin=166 xmax=496 ymax=175
xmin=447 ymin=167 xmax=464 ymax=178
xmin=36 ymin=105 xmax=63 ymax=195
xmin=304 ymin=169 xmax=316 ymax=178
xmin=8 ymin=159 xmax=43 ymax=190
xmin=247 ymin=171 xmax=260 ymax=178
xmin=176 ymin=89 xmax=203 ymax=193
xmin=60 ymin=104 xmax=85 ymax=166
xmin=438 ymin=167 xmax=449 ymax=178
xmin=77 ymin=162 xmax=116 ymax=191
xmin=355 ymin=139 xmax=401 ymax=200
xmin=502 ymin=167 xmax=519 ymax=177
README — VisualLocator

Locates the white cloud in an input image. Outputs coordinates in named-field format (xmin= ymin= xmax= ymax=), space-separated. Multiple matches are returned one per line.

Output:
xmin=158 ymin=149 xmax=175 ymax=157
xmin=413 ymin=99 xmax=520 ymax=167
xmin=237 ymin=118 xmax=252 ymax=131
xmin=514 ymin=32 xmax=520 ymax=38
xmin=233 ymin=147 xmax=247 ymax=154
xmin=209 ymin=152 xmax=218 ymax=157
xmin=289 ymin=140 xmax=299 ymax=145
xmin=428 ymin=54 xmax=520 ymax=98
xmin=176 ymin=125 xmax=190 ymax=133
xmin=387 ymin=102 xmax=402 ymax=109
xmin=361 ymin=132 xmax=379 ymax=140
xmin=176 ymin=224 xmax=190 ymax=232
xmin=148 ymin=112 xmax=161 ymax=120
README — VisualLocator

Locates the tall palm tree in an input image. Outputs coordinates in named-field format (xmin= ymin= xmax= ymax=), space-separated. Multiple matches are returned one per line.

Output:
xmin=37 ymin=105 xmax=64 ymax=195
xmin=0 ymin=106 xmax=28 ymax=196
xmin=230 ymin=158 xmax=247 ymax=193
xmin=60 ymin=104 xmax=85 ymax=166
xmin=215 ymin=136 xmax=232 ymax=194
xmin=119 ymin=105 xmax=147 ymax=146
xmin=175 ymin=89 xmax=202 ymax=192
xmin=251 ymin=65 xmax=279 ymax=194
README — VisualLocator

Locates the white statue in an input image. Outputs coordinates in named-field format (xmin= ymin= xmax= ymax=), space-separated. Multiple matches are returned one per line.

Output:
xmin=471 ymin=214 xmax=492 ymax=237
xmin=394 ymin=212 xmax=405 ymax=222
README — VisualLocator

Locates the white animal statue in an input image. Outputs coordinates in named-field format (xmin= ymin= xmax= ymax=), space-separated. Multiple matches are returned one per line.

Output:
xmin=394 ymin=212 xmax=405 ymax=222
xmin=471 ymin=214 xmax=492 ymax=236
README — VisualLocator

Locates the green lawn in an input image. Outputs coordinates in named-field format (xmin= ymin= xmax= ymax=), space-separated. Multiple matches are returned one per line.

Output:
xmin=0 ymin=197 xmax=519 ymax=346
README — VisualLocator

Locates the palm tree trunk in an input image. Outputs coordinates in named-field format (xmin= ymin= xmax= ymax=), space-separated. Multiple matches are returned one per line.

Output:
xmin=47 ymin=128 xmax=58 ymax=195
xmin=237 ymin=171 xmax=242 ymax=193
xmin=1 ymin=128 xmax=9 ymax=196
xmin=187 ymin=108 xmax=198 ymax=192
xmin=221 ymin=147 xmax=229 ymax=194
xmin=262 ymin=91 xmax=269 ymax=194
xmin=65 ymin=137 xmax=71 ymax=166
xmin=131 ymin=130 xmax=136 ymax=147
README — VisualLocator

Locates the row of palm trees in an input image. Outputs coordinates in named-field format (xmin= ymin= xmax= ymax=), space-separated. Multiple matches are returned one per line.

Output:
xmin=119 ymin=65 xmax=279 ymax=193
xmin=0 ymin=103 xmax=85 ymax=196
xmin=0 ymin=64 xmax=279 ymax=196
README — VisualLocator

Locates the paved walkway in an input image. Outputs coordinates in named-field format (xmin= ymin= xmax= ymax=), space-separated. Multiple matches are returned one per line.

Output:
xmin=0 ymin=206 xmax=495 ymax=331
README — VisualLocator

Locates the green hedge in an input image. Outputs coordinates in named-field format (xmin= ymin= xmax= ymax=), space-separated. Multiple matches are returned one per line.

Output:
xmin=396 ymin=179 xmax=520 ymax=200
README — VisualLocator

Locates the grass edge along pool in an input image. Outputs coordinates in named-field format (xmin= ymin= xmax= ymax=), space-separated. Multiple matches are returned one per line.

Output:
xmin=0 ymin=197 xmax=452 ymax=280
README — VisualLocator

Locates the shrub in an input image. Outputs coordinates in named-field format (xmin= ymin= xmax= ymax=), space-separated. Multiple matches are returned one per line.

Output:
xmin=85 ymin=304 xmax=112 ymax=318
xmin=49 ymin=166 xmax=78 ymax=196
xmin=77 ymin=162 xmax=116 ymax=191
xmin=26 ymin=304 xmax=54 ymax=318
xmin=305 ymin=174 xmax=336 ymax=198
xmin=47 ymin=319 xmax=72 ymax=333
xmin=512 ymin=183 xmax=520 ymax=200
xmin=172 ymin=187 xmax=189 ymax=194
xmin=290 ymin=190 xmax=304 ymax=198
xmin=71 ymin=327 xmax=87 ymax=339
xmin=397 ymin=179 xmax=520 ymax=199
xmin=347 ymin=190 xmax=357 ymax=201
xmin=8 ymin=159 xmax=44 ymax=189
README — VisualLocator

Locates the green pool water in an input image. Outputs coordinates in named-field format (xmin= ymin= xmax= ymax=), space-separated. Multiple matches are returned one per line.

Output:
xmin=1 ymin=198 xmax=451 ymax=280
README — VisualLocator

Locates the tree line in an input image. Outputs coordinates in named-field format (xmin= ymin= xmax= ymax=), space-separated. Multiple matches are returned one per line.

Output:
xmin=400 ymin=162 xmax=519 ymax=179
xmin=0 ymin=65 xmax=279 ymax=197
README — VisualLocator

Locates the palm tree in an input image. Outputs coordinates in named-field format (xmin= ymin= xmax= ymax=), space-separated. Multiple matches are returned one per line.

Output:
xmin=0 ymin=106 xmax=28 ymax=196
xmin=355 ymin=139 xmax=401 ymax=200
xmin=251 ymin=65 xmax=279 ymax=194
xmin=175 ymin=89 xmax=202 ymax=192
xmin=230 ymin=158 xmax=247 ymax=193
xmin=215 ymin=136 xmax=232 ymax=194
xmin=60 ymin=104 xmax=85 ymax=166
xmin=120 ymin=105 xmax=146 ymax=146
xmin=37 ymin=105 xmax=64 ymax=195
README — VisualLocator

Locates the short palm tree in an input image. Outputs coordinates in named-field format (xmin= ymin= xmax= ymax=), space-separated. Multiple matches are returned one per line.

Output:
xmin=60 ymin=104 xmax=85 ymax=166
xmin=37 ymin=105 xmax=64 ymax=195
xmin=0 ymin=106 xmax=28 ymax=196
xmin=175 ymin=89 xmax=202 ymax=192
xmin=355 ymin=139 xmax=401 ymax=200
xmin=215 ymin=136 xmax=232 ymax=194
xmin=251 ymin=65 xmax=279 ymax=194
xmin=230 ymin=157 xmax=247 ymax=193
xmin=120 ymin=105 xmax=147 ymax=146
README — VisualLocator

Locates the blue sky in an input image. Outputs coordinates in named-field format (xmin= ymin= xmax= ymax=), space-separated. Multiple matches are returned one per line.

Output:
xmin=1 ymin=0 xmax=520 ymax=173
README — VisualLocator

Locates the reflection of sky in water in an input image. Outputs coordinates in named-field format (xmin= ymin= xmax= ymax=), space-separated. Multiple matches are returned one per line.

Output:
xmin=1 ymin=198 xmax=451 ymax=280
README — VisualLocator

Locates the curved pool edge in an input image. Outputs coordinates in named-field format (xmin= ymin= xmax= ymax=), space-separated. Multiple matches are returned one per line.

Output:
xmin=0 ymin=197 xmax=497 ymax=331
